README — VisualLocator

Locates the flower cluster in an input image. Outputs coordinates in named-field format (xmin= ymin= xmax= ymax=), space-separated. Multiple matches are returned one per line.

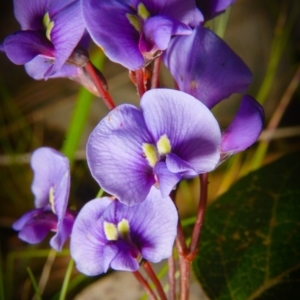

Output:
xmin=6 ymin=0 xmax=264 ymax=285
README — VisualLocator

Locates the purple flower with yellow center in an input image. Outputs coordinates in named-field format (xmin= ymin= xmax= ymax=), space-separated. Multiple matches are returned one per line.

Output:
xmin=163 ymin=26 xmax=264 ymax=159
xmin=0 ymin=0 xmax=85 ymax=79
xmin=12 ymin=147 xmax=75 ymax=252
xmin=70 ymin=188 xmax=178 ymax=274
xmin=87 ymin=89 xmax=221 ymax=206
xmin=81 ymin=0 xmax=203 ymax=70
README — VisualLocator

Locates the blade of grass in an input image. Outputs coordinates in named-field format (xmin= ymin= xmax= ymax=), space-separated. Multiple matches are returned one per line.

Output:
xmin=26 ymin=267 xmax=42 ymax=300
xmin=256 ymin=2 xmax=299 ymax=105
xmin=59 ymin=258 xmax=74 ymax=300
xmin=0 ymin=247 xmax=5 ymax=300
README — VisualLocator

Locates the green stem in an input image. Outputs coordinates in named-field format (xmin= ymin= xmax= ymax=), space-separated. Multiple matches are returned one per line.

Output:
xmin=26 ymin=267 xmax=42 ymax=300
xmin=59 ymin=259 xmax=74 ymax=300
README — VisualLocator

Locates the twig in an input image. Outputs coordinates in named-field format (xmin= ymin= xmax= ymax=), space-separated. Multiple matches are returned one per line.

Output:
xmin=133 ymin=271 xmax=157 ymax=300
xmin=143 ymin=261 xmax=167 ymax=300
xmin=187 ymin=173 xmax=208 ymax=260
xmin=84 ymin=61 xmax=116 ymax=110
xmin=168 ymin=253 xmax=176 ymax=300
xmin=151 ymin=56 xmax=162 ymax=89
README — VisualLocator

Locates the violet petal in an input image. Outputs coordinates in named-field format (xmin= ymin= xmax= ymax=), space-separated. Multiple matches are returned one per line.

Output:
xmin=86 ymin=104 xmax=155 ymax=206
xmin=82 ymin=0 xmax=143 ymax=70
xmin=196 ymin=0 xmax=235 ymax=20
xmin=154 ymin=162 xmax=181 ymax=197
xmin=140 ymin=16 xmax=192 ymax=53
xmin=45 ymin=0 xmax=85 ymax=77
xmin=1 ymin=31 xmax=54 ymax=65
xmin=163 ymin=26 xmax=252 ymax=108
xmin=221 ymin=95 xmax=264 ymax=154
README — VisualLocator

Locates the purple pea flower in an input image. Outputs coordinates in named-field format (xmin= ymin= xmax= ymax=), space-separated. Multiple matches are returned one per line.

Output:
xmin=12 ymin=147 xmax=75 ymax=252
xmin=163 ymin=26 xmax=264 ymax=159
xmin=70 ymin=188 xmax=178 ymax=275
xmin=0 ymin=0 xmax=85 ymax=79
xmin=87 ymin=89 xmax=221 ymax=206
xmin=81 ymin=0 xmax=203 ymax=70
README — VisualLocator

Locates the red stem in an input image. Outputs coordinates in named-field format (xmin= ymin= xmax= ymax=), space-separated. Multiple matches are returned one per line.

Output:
xmin=84 ymin=61 xmax=116 ymax=110
xmin=178 ymin=255 xmax=190 ymax=300
xmin=133 ymin=271 xmax=157 ymax=300
xmin=143 ymin=261 xmax=167 ymax=300
xmin=151 ymin=56 xmax=162 ymax=89
xmin=187 ymin=173 xmax=208 ymax=260
xmin=168 ymin=253 xmax=176 ymax=300
xmin=135 ymin=68 xmax=146 ymax=98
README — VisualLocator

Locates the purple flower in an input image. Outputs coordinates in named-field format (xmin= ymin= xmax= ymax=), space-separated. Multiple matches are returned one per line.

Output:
xmin=87 ymin=89 xmax=221 ymax=206
xmin=81 ymin=0 xmax=203 ymax=70
xmin=0 ymin=0 xmax=85 ymax=79
xmin=163 ymin=26 xmax=264 ymax=158
xmin=163 ymin=26 xmax=252 ymax=109
xmin=70 ymin=188 xmax=178 ymax=275
xmin=12 ymin=147 xmax=75 ymax=251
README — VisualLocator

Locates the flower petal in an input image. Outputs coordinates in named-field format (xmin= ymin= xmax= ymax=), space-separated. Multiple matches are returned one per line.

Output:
xmin=154 ymin=162 xmax=181 ymax=197
xmin=13 ymin=0 xmax=48 ymax=30
xmin=221 ymin=95 xmax=264 ymax=155
xmin=46 ymin=0 xmax=85 ymax=77
xmin=166 ymin=153 xmax=198 ymax=177
xmin=143 ymin=0 xmax=203 ymax=26
xmin=50 ymin=210 xmax=76 ymax=252
xmin=82 ymin=0 xmax=143 ymax=70
xmin=1 ymin=31 xmax=53 ymax=65
xmin=13 ymin=209 xmax=57 ymax=244
xmin=71 ymin=197 xmax=118 ymax=275
xmin=87 ymin=104 xmax=155 ymax=206
xmin=129 ymin=187 xmax=178 ymax=263
xmin=24 ymin=55 xmax=79 ymax=80
xmin=141 ymin=89 xmax=221 ymax=173
xmin=110 ymin=240 xmax=139 ymax=271
xmin=163 ymin=26 xmax=252 ymax=108
xmin=31 ymin=147 xmax=70 ymax=217
xmin=140 ymin=16 xmax=192 ymax=53
xmin=196 ymin=0 xmax=235 ymax=20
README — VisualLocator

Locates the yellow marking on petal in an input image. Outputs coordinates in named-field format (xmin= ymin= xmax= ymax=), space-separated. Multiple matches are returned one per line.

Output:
xmin=157 ymin=134 xmax=172 ymax=156
xmin=126 ymin=13 xmax=142 ymax=32
xmin=43 ymin=12 xmax=54 ymax=41
xmin=49 ymin=186 xmax=56 ymax=214
xmin=142 ymin=143 xmax=159 ymax=167
xmin=104 ymin=221 xmax=118 ymax=241
xmin=191 ymin=80 xmax=198 ymax=90
xmin=117 ymin=218 xmax=130 ymax=240
xmin=137 ymin=3 xmax=150 ymax=20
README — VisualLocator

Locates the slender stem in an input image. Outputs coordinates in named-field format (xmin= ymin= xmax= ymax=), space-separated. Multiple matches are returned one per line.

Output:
xmin=135 ymin=68 xmax=146 ymax=98
xmin=133 ymin=271 xmax=157 ymax=300
xmin=151 ymin=56 xmax=162 ymax=89
xmin=143 ymin=261 xmax=167 ymax=300
xmin=176 ymin=221 xmax=189 ymax=257
xmin=59 ymin=259 xmax=74 ymax=300
xmin=168 ymin=253 xmax=176 ymax=300
xmin=84 ymin=61 xmax=116 ymax=110
xmin=178 ymin=255 xmax=190 ymax=300
xmin=35 ymin=249 xmax=57 ymax=299
xmin=187 ymin=173 xmax=208 ymax=260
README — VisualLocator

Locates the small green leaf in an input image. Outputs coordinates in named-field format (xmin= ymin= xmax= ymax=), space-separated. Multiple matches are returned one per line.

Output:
xmin=193 ymin=152 xmax=300 ymax=300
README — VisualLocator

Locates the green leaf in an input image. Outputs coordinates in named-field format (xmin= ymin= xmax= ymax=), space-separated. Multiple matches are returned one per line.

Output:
xmin=193 ymin=152 xmax=300 ymax=300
